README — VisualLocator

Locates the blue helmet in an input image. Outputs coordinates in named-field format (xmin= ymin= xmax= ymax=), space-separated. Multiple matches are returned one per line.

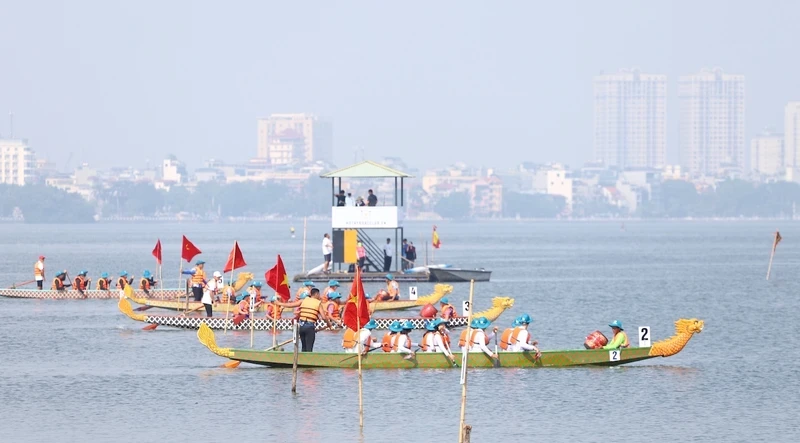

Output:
xmin=425 ymin=320 xmax=437 ymax=331
xmin=511 ymin=318 xmax=522 ymax=327
xmin=440 ymin=297 xmax=449 ymax=304
xmin=235 ymin=293 xmax=249 ymax=303
xmin=120 ymin=271 xmax=128 ymax=277
xmin=389 ymin=321 xmax=403 ymax=333
xmin=101 ymin=272 xmax=109 ymax=278
xmin=431 ymin=318 xmax=447 ymax=329
xmin=402 ymin=320 xmax=415 ymax=330
xmin=328 ymin=280 xmax=340 ymax=287
xmin=253 ymin=281 xmax=263 ymax=288
xmin=300 ymin=292 xmax=308 ymax=299
xmin=364 ymin=319 xmax=378 ymax=330
xmin=142 ymin=270 xmax=152 ymax=278
xmin=517 ymin=314 xmax=532 ymax=325
xmin=385 ymin=274 xmax=394 ymax=280
xmin=270 ymin=295 xmax=278 ymax=302
xmin=79 ymin=270 xmax=88 ymax=276
xmin=327 ymin=291 xmax=342 ymax=300
xmin=195 ymin=260 xmax=205 ymax=266
xmin=470 ymin=317 xmax=491 ymax=329
xmin=303 ymin=280 xmax=314 ymax=286
xmin=609 ymin=320 xmax=624 ymax=330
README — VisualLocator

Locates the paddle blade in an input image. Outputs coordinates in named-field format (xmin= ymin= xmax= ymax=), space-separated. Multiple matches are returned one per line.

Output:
xmin=134 ymin=306 xmax=153 ymax=312
xmin=142 ymin=324 xmax=158 ymax=331
xmin=223 ymin=360 xmax=241 ymax=369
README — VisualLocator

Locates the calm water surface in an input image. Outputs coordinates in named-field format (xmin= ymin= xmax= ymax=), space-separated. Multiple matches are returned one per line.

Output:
xmin=1 ymin=221 xmax=799 ymax=442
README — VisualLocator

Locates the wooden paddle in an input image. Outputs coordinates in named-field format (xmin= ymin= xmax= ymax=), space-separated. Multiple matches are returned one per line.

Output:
xmin=8 ymin=279 xmax=34 ymax=289
xmin=133 ymin=306 xmax=153 ymax=312
xmin=142 ymin=323 xmax=158 ymax=331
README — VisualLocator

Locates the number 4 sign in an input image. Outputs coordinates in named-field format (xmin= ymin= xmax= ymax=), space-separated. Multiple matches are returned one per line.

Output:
xmin=638 ymin=326 xmax=651 ymax=347
xmin=408 ymin=286 xmax=418 ymax=300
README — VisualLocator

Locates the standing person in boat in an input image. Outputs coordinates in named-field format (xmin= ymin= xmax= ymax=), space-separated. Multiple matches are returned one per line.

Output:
xmin=430 ymin=318 xmax=455 ymax=364
xmin=392 ymin=320 xmax=416 ymax=359
xmin=96 ymin=273 xmax=111 ymax=290
xmin=52 ymin=271 xmax=71 ymax=290
xmin=356 ymin=242 xmax=367 ymax=271
xmin=202 ymin=271 xmax=224 ymax=317
xmin=459 ymin=317 xmax=498 ymax=360
xmin=342 ymin=319 xmax=379 ymax=354
xmin=275 ymin=287 xmax=336 ymax=352
xmin=382 ymin=238 xmax=393 ymax=272
xmin=322 ymin=233 xmax=333 ymax=274
xmin=439 ymin=298 xmax=456 ymax=320
xmin=603 ymin=320 xmax=629 ymax=350
xmin=139 ymin=270 xmax=157 ymax=294
xmin=322 ymin=279 xmax=340 ymax=302
xmin=508 ymin=314 xmax=541 ymax=357
xmin=325 ymin=291 xmax=343 ymax=321
xmin=182 ymin=260 xmax=207 ymax=302
xmin=116 ymin=271 xmax=134 ymax=289
xmin=73 ymin=270 xmax=90 ymax=292
xmin=34 ymin=256 xmax=45 ymax=290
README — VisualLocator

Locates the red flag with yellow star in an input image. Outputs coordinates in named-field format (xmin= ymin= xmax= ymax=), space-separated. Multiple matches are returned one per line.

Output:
xmin=181 ymin=235 xmax=202 ymax=263
xmin=265 ymin=254 xmax=291 ymax=301
xmin=343 ymin=267 xmax=370 ymax=332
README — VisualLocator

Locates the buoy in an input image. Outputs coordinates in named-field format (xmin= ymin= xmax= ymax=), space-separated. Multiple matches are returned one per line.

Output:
xmin=584 ymin=330 xmax=608 ymax=349
xmin=419 ymin=304 xmax=437 ymax=318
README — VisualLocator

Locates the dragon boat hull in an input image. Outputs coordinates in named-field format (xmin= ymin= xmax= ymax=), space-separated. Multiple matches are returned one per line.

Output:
xmin=197 ymin=319 xmax=704 ymax=369
xmin=118 ymin=297 xmax=512 ymax=331
xmin=0 ymin=288 xmax=184 ymax=300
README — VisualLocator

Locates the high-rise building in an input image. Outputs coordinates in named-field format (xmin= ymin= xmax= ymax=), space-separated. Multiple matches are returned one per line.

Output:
xmin=679 ymin=68 xmax=745 ymax=176
xmin=593 ymin=68 xmax=667 ymax=169
xmin=749 ymin=131 xmax=783 ymax=176
xmin=257 ymin=114 xmax=333 ymax=165
xmin=783 ymin=102 xmax=800 ymax=173
xmin=0 ymin=139 xmax=36 ymax=185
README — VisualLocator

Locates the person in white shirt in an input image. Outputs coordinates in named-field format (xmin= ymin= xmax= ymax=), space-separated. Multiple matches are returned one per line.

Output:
xmin=322 ymin=234 xmax=333 ymax=273
xmin=343 ymin=319 xmax=379 ymax=353
xmin=34 ymin=256 xmax=46 ymax=290
xmin=392 ymin=320 xmax=416 ymax=359
xmin=382 ymin=238 xmax=393 ymax=272
xmin=201 ymin=271 xmax=223 ymax=317
xmin=345 ymin=192 xmax=355 ymax=207
xmin=429 ymin=318 xmax=455 ymax=365
xmin=509 ymin=314 xmax=541 ymax=357
xmin=461 ymin=317 xmax=499 ymax=360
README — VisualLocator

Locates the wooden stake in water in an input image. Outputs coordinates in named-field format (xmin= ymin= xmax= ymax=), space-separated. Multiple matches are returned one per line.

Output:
xmin=766 ymin=230 xmax=782 ymax=280
xmin=249 ymin=291 xmax=255 ymax=348
xmin=302 ymin=217 xmax=308 ymax=273
xmin=357 ymin=286 xmax=364 ymax=428
xmin=291 ymin=319 xmax=299 ymax=393
xmin=458 ymin=279 xmax=475 ymax=443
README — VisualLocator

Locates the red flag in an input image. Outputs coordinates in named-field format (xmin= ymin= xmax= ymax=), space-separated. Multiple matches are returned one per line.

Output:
xmin=774 ymin=231 xmax=782 ymax=252
xmin=343 ymin=267 xmax=370 ymax=332
xmin=152 ymin=239 xmax=162 ymax=265
xmin=223 ymin=241 xmax=247 ymax=273
xmin=265 ymin=254 xmax=291 ymax=301
xmin=181 ymin=235 xmax=202 ymax=263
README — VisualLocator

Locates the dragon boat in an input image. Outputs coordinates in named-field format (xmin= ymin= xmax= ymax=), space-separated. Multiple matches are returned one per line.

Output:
xmin=197 ymin=318 xmax=704 ymax=369
xmin=125 ymin=281 xmax=453 ymax=314
xmin=118 ymin=296 xmax=513 ymax=331
xmin=0 ymin=287 xmax=183 ymax=300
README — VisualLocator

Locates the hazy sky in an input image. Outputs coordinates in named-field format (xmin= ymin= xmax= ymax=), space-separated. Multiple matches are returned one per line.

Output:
xmin=2 ymin=0 xmax=799 ymax=172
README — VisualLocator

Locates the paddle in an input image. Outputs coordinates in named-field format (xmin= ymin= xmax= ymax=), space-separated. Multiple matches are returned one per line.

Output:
xmin=8 ymin=279 xmax=34 ymax=289
xmin=142 ymin=323 xmax=158 ymax=331
xmin=181 ymin=304 xmax=204 ymax=316
xmin=134 ymin=306 xmax=153 ymax=312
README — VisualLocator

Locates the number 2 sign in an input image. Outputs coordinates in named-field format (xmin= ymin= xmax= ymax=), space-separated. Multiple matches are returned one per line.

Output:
xmin=638 ymin=326 xmax=651 ymax=347
xmin=609 ymin=350 xmax=620 ymax=362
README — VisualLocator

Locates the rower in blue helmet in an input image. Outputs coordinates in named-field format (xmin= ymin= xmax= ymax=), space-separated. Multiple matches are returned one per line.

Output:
xmin=342 ymin=319 xmax=379 ymax=354
xmin=393 ymin=320 xmax=416 ymax=359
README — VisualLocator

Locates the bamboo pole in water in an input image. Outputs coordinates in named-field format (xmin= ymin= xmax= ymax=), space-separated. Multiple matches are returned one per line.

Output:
xmin=291 ymin=320 xmax=299 ymax=393
xmin=302 ymin=217 xmax=308 ymax=273
xmin=458 ymin=280 xmax=475 ymax=443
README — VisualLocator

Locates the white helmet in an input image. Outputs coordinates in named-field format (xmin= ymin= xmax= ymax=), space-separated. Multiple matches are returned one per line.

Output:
xmin=213 ymin=271 xmax=222 ymax=278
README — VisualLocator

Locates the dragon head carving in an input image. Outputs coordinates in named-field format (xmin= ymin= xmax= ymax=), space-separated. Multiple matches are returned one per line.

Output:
xmin=675 ymin=318 xmax=704 ymax=335
xmin=491 ymin=297 xmax=514 ymax=309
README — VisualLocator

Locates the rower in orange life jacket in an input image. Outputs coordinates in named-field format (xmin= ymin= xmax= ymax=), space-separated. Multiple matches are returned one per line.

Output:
xmin=73 ymin=270 xmax=90 ymax=291
xmin=139 ymin=270 xmax=157 ymax=292
xmin=439 ymin=298 xmax=456 ymax=320
xmin=382 ymin=321 xmax=403 ymax=352
xmin=325 ymin=292 xmax=343 ymax=320
xmin=96 ymin=273 xmax=111 ymax=290
xmin=500 ymin=314 xmax=541 ymax=357
xmin=321 ymin=280 xmax=340 ymax=303
xmin=385 ymin=274 xmax=400 ymax=300
xmin=392 ymin=320 xmax=416 ymax=359
xmin=422 ymin=318 xmax=455 ymax=364
xmin=296 ymin=280 xmax=314 ymax=301
xmin=116 ymin=271 xmax=133 ymax=289
xmin=51 ymin=271 xmax=71 ymax=290
xmin=265 ymin=295 xmax=282 ymax=321
xmin=458 ymin=316 xmax=498 ymax=360
xmin=342 ymin=319 xmax=379 ymax=353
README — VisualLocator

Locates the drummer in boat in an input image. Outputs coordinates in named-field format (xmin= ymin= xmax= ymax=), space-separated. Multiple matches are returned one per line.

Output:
xmin=459 ymin=317 xmax=498 ymax=360
xmin=139 ymin=270 xmax=157 ymax=293
xmin=375 ymin=274 xmax=400 ymax=301
xmin=117 ymin=271 xmax=134 ymax=289
xmin=322 ymin=280 xmax=340 ymax=302
xmin=73 ymin=270 xmax=90 ymax=292
xmin=439 ymin=298 xmax=456 ymax=320
xmin=342 ymin=319 xmax=379 ymax=354
xmin=34 ymin=255 xmax=45 ymax=290
xmin=96 ymin=273 xmax=111 ymax=290
xmin=51 ymin=270 xmax=71 ymax=290
xmin=602 ymin=320 xmax=629 ymax=350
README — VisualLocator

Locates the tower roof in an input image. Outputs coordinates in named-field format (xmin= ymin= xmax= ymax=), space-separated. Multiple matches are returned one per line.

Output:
xmin=320 ymin=160 xmax=413 ymax=178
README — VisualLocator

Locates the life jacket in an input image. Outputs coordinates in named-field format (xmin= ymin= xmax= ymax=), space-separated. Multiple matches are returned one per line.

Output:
xmin=326 ymin=301 xmax=341 ymax=319
xmin=117 ymin=277 xmax=128 ymax=289
xmin=295 ymin=287 xmax=307 ymax=301
xmin=440 ymin=304 xmax=455 ymax=319
xmin=140 ymin=278 xmax=150 ymax=291
xmin=191 ymin=269 xmax=205 ymax=286
xmin=342 ymin=328 xmax=360 ymax=349
xmin=74 ymin=276 xmax=86 ymax=290
xmin=420 ymin=331 xmax=434 ymax=351
xmin=298 ymin=297 xmax=322 ymax=322
xmin=237 ymin=299 xmax=250 ymax=316
xmin=614 ymin=331 xmax=630 ymax=348
xmin=391 ymin=334 xmax=411 ymax=352
xmin=34 ymin=261 xmax=44 ymax=278
xmin=500 ymin=326 xmax=525 ymax=350
xmin=356 ymin=246 xmax=366 ymax=258
xmin=381 ymin=333 xmax=394 ymax=352
xmin=436 ymin=331 xmax=451 ymax=350
xmin=97 ymin=278 xmax=109 ymax=290
xmin=387 ymin=281 xmax=399 ymax=297
xmin=52 ymin=277 xmax=64 ymax=290
xmin=266 ymin=303 xmax=281 ymax=320
xmin=321 ymin=287 xmax=333 ymax=302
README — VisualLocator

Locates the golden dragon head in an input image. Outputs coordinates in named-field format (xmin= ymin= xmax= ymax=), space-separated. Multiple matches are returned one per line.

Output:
xmin=491 ymin=297 xmax=514 ymax=309
xmin=675 ymin=318 xmax=704 ymax=335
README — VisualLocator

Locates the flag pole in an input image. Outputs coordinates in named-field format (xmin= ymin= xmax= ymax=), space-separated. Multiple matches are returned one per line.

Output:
xmin=224 ymin=257 xmax=234 ymax=335
xmin=302 ymin=216 xmax=308 ymax=273
xmin=458 ymin=279 xmax=475 ymax=443
xmin=272 ymin=290 xmax=278 ymax=348
xmin=767 ymin=230 xmax=779 ymax=280
xmin=357 ymin=268 xmax=364 ymax=428
xmin=182 ymin=260 xmax=192 ymax=313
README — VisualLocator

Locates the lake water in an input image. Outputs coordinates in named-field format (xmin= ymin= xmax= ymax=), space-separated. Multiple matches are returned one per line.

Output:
xmin=1 ymin=221 xmax=799 ymax=442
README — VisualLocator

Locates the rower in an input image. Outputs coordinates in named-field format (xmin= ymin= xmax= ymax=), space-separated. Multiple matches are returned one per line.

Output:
xmin=420 ymin=321 xmax=437 ymax=352
xmin=509 ymin=314 xmax=541 ymax=357
xmin=34 ymin=255 xmax=45 ymax=290
xmin=233 ymin=293 xmax=252 ymax=318
xmin=202 ymin=271 xmax=224 ymax=318
xmin=325 ymin=292 xmax=343 ymax=321
xmin=182 ymin=260 xmax=207 ymax=302
xmin=265 ymin=295 xmax=282 ymax=321
xmin=73 ymin=270 xmax=90 ymax=291
xmin=385 ymin=274 xmax=400 ymax=300
xmin=499 ymin=317 xmax=522 ymax=351
xmin=117 ymin=271 xmax=133 ymax=289
xmin=322 ymin=279 xmax=340 ymax=302
xmin=439 ymin=298 xmax=456 ymax=320
xmin=459 ymin=316 xmax=498 ymax=360
xmin=140 ymin=270 xmax=157 ymax=293
xmin=252 ymin=281 xmax=264 ymax=302
xmin=382 ymin=321 xmax=402 ymax=352
xmin=275 ymin=287 xmax=336 ymax=352
xmin=430 ymin=318 xmax=455 ymax=364
xmin=52 ymin=271 xmax=71 ymax=290
xmin=603 ymin=320 xmax=629 ymax=350
xmin=296 ymin=280 xmax=314 ymax=300
xmin=392 ymin=320 xmax=416 ymax=359
xmin=342 ymin=319 xmax=379 ymax=354
xmin=96 ymin=273 xmax=111 ymax=290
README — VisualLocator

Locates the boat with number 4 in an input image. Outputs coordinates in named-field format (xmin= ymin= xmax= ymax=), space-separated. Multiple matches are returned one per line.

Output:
xmin=118 ymin=296 xmax=513 ymax=331
xmin=196 ymin=318 xmax=704 ymax=369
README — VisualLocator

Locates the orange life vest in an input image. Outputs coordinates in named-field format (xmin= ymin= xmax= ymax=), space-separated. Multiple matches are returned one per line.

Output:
xmin=266 ymin=303 xmax=281 ymax=320
xmin=51 ymin=277 xmax=64 ymax=290
xmin=117 ymin=277 xmax=128 ymax=289
xmin=326 ymin=301 xmax=340 ymax=319
xmin=439 ymin=331 xmax=451 ymax=349
xmin=500 ymin=327 xmax=526 ymax=350
xmin=34 ymin=261 xmax=44 ymax=278
xmin=440 ymin=304 xmax=455 ymax=319
xmin=191 ymin=269 xmax=205 ymax=286
xmin=298 ymin=297 xmax=322 ymax=322
xmin=420 ymin=331 xmax=434 ymax=351
xmin=342 ymin=328 xmax=372 ymax=349
xmin=237 ymin=299 xmax=250 ymax=315
xmin=458 ymin=329 xmax=490 ymax=347
xmin=387 ymin=281 xmax=399 ymax=297
xmin=140 ymin=278 xmax=151 ymax=291
xmin=381 ymin=333 xmax=394 ymax=352
xmin=97 ymin=278 xmax=109 ymax=290
xmin=391 ymin=334 xmax=411 ymax=351
xmin=73 ymin=276 xmax=87 ymax=291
